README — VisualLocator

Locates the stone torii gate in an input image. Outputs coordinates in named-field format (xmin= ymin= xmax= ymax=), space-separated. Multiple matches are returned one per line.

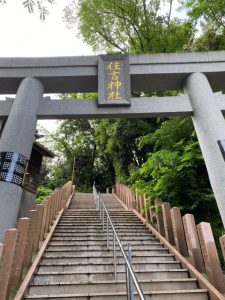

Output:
xmin=1 ymin=51 xmax=225 ymax=239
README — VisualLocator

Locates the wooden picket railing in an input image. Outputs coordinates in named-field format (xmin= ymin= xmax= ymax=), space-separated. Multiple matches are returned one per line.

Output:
xmin=0 ymin=181 xmax=74 ymax=300
xmin=113 ymin=182 xmax=225 ymax=300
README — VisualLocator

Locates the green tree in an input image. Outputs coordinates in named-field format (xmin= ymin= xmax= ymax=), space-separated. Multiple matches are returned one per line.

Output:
xmin=94 ymin=118 xmax=159 ymax=182
xmin=64 ymin=0 xmax=194 ymax=53
xmin=182 ymin=0 xmax=225 ymax=29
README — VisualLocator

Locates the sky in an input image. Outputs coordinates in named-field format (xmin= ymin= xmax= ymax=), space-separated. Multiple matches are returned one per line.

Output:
xmin=0 ymin=0 xmax=183 ymax=132
xmin=0 ymin=0 xmax=94 ymax=57
xmin=0 ymin=0 xmax=95 ymax=131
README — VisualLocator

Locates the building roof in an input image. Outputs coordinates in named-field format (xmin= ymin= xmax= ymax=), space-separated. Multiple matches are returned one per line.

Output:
xmin=33 ymin=141 xmax=55 ymax=158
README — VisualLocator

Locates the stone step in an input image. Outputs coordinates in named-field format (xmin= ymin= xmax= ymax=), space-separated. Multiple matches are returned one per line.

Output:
xmin=39 ymin=261 xmax=181 ymax=273
xmin=63 ymin=213 xmax=136 ymax=216
xmin=24 ymin=289 xmax=209 ymax=300
xmin=34 ymin=269 xmax=189 ymax=283
xmin=50 ymin=236 xmax=157 ymax=241
xmin=54 ymin=228 xmax=151 ymax=234
xmin=58 ymin=221 xmax=143 ymax=225
xmin=52 ymin=232 xmax=154 ymax=238
xmin=41 ymin=255 xmax=177 ymax=265
xmin=49 ymin=240 xmax=160 ymax=246
xmin=43 ymin=249 xmax=169 ymax=258
xmin=46 ymin=244 xmax=164 ymax=251
xmin=28 ymin=279 xmax=198 ymax=295
xmin=56 ymin=223 xmax=147 ymax=228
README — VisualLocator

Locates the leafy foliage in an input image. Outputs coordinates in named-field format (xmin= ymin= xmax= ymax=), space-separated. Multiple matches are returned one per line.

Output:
xmin=36 ymin=185 xmax=52 ymax=203
xmin=64 ymin=0 xmax=194 ymax=53
xmin=0 ymin=0 xmax=55 ymax=20
xmin=182 ymin=0 xmax=225 ymax=28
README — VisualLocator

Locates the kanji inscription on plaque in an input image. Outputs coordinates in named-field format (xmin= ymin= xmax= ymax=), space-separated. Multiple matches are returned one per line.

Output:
xmin=98 ymin=54 xmax=131 ymax=106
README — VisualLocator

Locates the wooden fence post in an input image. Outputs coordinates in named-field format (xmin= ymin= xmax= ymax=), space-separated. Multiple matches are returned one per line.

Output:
xmin=144 ymin=195 xmax=151 ymax=221
xmin=170 ymin=207 xmax=188 ymax=256
xmin=0 ymin=229 xmax=18 ymax=300
xmin=33 ymin=204 xmax=44 ymax=251
xmin=182 ymin=214 xmax=205 ymax=273
xmin=197 ymin=222 xmax=225 ymax=293
xmin=45 ymin=196 xmax=52 ymax=232
xmin=155 ymin=199 xmax=165 ymax=236
xmin=161 ymin=202 xmax=175 ymax=245
xmin=0 ymin=243 xmax=3 ymax=261
xmin=49 ymin=193 xmax=55 ymax=225
xmin=143 ymin=194 xmax=149 ymax=221
xmin=10 ymin=218 xmax=30 ymax=287
xmin=51 ymin=191 xmax=57 ymax=220
xmin=219 ymin=234 xmax=225 ymax=262
xmin=40 ymin=199 xmax=48 ymax=242
xmin=58 ymin=189 xmax=63 ymax=211
xmin=130 ymin=190 xmax=136 ymax=210
xmin=139 ymin=194 xmax=143 ymax=216
xmin=24 ymin=210 xmax=38 ymax=268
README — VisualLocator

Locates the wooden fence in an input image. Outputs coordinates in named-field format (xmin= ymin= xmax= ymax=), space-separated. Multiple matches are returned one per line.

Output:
xmin=0 ymin=181 xmax=73 ymax=300
xmin=114 ymin=182 xmax=225 ymax=299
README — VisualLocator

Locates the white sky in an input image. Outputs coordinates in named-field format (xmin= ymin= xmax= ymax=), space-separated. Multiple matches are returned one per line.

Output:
xmin=0 ymin=0 xmax=94 ymax=57
xmin=0 ymin=0 xmax=94 ymax=131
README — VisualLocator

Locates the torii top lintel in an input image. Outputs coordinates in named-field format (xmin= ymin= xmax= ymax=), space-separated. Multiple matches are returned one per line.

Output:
xmin=0 ymin=51 xmax=225 ymax=94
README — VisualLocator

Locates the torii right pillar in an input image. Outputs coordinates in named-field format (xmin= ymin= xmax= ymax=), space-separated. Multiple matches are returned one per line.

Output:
xmin=184 ymin=72 xmax=225 ymax=227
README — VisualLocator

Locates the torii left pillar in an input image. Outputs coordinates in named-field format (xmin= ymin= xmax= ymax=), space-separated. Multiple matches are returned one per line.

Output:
xmin=0 ymin=77 xmax=44 ymax=240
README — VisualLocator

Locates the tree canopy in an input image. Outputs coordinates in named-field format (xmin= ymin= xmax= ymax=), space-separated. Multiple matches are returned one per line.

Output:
xmin=63 ymin=0 xmax=194 ymax=53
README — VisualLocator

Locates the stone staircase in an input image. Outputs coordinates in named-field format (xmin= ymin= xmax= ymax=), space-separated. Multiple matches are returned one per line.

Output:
xmin=24 ymin=192 xmax=209 ymax=299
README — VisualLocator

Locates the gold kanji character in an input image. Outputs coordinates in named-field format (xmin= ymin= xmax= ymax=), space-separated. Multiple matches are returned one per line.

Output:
xmin=106 ymin=61 xmax=121 ymax=71
xmin=106 ymin=61 xmax=113 ymax=71
xmin=113 ymin=61 xmax=121 ymax=70
xmin=107 ymin=91 xmax=122 ymax=100
xmin=109 ymin=70 xmax=120 ymax=81
xmin=107 ymin=80 xmax=122 ymax=90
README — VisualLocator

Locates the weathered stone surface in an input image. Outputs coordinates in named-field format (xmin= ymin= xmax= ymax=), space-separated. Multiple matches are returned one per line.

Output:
xmin=0 ymin=229 xmax=17 ymax=300
xmin=0 ymin=243 xmax=3 ymax=261
xmin=161 ymin=202 xmax=175 ymax=245
xmin=182 ymin=214 xmax=205 ymax=273
xmin=155 ymin=199 xmax=165 ymax=237
xmin=11 ymin=218 xmax=30 ymax=287
xmin=33 ymin=204 xmax=44 ymax=251
xmin=197 ymin=222 xmax=225 ymax=293
xmin=185 ymin=73 xmax=225 ymax=228
xmin=171 ymin=207 xmax=188 ymax=257
xmin=24 ymin=210 xmax=38 ymax=268
xmin=219 ymin=234 xmax=225 ymax=262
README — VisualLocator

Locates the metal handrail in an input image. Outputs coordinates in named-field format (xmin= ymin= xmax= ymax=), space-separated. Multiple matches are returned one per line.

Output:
xmin=93 ymin=184 xmax=146 ymax=300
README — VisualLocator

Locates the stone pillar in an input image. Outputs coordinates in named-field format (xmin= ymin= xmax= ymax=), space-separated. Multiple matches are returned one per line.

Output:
xmin=155 ymin=199 xmax=165 ymax=236
xmin=0 ymin=120 xmax=4 ymax=137
xmin=197 ymin=222 xmax=225 ymax=293
xmin=184 ymin=73 xmax=225 ymax=227
xmin=183 ymin=214 xmax=205 ymax=273
xmin=171 ymin=207 xmax=188 ymax=256
xmin=161 ymin=202 xmax=175 ymax=245
xmin=0 ymin=77 xmax=44 ymax=240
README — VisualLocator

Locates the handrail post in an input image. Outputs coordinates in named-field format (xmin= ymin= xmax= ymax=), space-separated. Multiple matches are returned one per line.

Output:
xmin=126 ymin=264 xmax=130 ymax=300
xmin=128 ymin=244 xmax=134 ymax=300
xmin=113 ymin=232 xmax=117 ymax=282
xmin=99 ymin=192 xmax=102 ymax=219
xmin=107 ymin=217 xmax=109 ymax=249
xmin=103 ymin=207 xmax=105 ymax=231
